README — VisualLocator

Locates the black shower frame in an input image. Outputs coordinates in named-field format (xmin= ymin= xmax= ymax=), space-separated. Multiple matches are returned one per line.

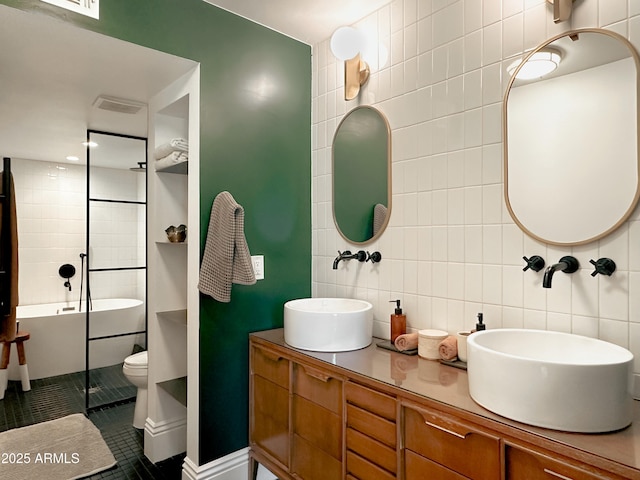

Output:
xmin=85 ymin=129 xmax=148 ymax=412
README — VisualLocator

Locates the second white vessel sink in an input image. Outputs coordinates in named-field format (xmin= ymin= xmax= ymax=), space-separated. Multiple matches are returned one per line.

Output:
xmin=284 ymin=297 xmax=373 ymax=352
xmin=467 ymin=328 xmax=634 ymax=433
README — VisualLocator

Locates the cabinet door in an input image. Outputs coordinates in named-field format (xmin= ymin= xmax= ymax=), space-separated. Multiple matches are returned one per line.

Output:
xmin=252 ymin=345 xmax=289 ymax=388
xmin=506 ymin=444 xmax=628 ymax=480
xmin=251 ymin=375 xmax=289 ymax=466
xmin=405 ymin=450 xmax=467 ymax=480
xmin=404 ymin=403 xmax=501 ymax=480
xmin=291 ymin=434 xmax=342 ymax=480
xmin=250 ymin=345 xmax=290 ymax=467
xmin=294 ymin=362 xmax=342 ymax=413
xmin=293 ymin=394 xmax=342 ymax=459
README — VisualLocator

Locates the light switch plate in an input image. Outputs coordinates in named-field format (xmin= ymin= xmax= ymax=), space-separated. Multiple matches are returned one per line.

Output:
xmin=251 ymin=255 xmax=264 ymax=280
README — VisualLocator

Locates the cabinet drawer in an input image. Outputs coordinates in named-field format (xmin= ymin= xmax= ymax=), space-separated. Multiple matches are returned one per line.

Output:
xmin=347 ymin=404 xmax=396 ymax=448
xmin=294 ymin=362 xmax=342 ymax=413
xmin=251 ymin=345 xmax=289 ymax=388
xmin=405 ymin=450 xmax=467 ymax=480
xmin=346 ymin=381 xmax=396 ymax=421
xmin=250 ymin=375 xmax=289 ymax=466
xmin=346 ymin=427 xmax=396 ymax=474
xmin=291 ymin=434 xmax=342 ymax=480
xmin=293 ymin=394 xmax=342 ymax=460
xmin=506 ymin=444 xmax=627 ymax=480
xmin=404 ymin=404 xmax=500 ymax=480
xmin=347 ymin=450 xmax=396 ymax=480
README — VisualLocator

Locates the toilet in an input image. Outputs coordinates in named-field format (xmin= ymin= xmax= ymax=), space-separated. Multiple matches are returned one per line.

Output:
xmin=122 ymin=351 xmax=148 ymax=429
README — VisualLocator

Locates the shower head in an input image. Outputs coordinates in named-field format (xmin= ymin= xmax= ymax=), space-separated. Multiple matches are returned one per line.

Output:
xmin=129 ymin=161 xmax=146 ymax=172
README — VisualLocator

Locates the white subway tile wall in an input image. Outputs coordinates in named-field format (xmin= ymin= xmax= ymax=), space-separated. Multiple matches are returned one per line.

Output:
xmin=11 ymin=159 xmax=145 ymax=306
xmin=311 ymin=0 xmax=640 ymax=375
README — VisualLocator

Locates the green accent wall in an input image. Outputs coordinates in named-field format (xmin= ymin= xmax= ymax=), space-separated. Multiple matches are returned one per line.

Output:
xmin=1 ymin=0 xmax=311 ymax=465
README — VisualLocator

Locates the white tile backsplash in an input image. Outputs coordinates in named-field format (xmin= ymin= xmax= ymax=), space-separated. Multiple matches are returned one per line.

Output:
xmin=312 ymin=0 xmax=640 ymax=375
xmin=12 ymin=159 xmax=145 ymax=306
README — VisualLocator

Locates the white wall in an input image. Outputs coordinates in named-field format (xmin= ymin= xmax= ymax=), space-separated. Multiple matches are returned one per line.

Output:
xmin=12 ymin=158 xmax=145 ymax=306
xmin=311 ymin=0 xmax=640 ymax=377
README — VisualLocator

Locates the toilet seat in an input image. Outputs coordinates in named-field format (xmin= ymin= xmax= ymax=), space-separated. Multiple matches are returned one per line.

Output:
xmin=124 ymin=351 xmax=148 ymax=370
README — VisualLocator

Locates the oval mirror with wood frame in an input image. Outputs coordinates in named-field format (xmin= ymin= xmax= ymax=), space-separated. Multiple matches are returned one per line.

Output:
xmin=504 ymin=28 xmax=640 ymax=246
xmin=332 ymin=105 xmax=391 ymax=245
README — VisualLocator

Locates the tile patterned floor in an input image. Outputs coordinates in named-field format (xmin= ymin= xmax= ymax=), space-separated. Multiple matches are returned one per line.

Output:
xmin=0 ymin=366 xmax=185 ymax=479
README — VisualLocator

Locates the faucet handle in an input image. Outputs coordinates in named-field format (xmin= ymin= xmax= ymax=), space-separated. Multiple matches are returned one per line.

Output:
xmin=523 ymin=255 xmax=545 ymax=272
xmin=355 ymin=250 xmax=367 ymax=262
xmin=589 ymin=258 xmax=616 ymax=277
xmin=366 ymin=251 xmax=382 ymax=263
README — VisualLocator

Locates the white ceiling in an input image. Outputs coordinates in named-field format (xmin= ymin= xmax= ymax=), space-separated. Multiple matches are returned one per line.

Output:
xmin=0 ymin=1 xmax=387 ymax=169
xmin=204 ymin=0 xmax=392 ymax=45
xmin=0 ymin=5 xmax=196 ymax=168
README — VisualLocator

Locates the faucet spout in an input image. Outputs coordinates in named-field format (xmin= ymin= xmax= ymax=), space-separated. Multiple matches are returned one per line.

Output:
xmin=542 ymin=256 xmax=579 ymax=288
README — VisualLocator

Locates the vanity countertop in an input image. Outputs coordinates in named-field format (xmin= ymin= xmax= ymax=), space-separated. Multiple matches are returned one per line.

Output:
xmin=251 ymin=328 xmax=640 ymax=473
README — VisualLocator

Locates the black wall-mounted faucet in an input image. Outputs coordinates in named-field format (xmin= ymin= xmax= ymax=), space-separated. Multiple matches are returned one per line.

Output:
xmin=332 ymin=250 xmax=367 ymax=269
xmin=542 ymin=256 xmax=579 ymax=288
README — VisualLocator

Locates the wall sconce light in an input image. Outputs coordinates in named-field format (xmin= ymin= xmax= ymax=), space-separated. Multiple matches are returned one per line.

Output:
xmin=546 ymin=0 xmax=576 ymax=23
xmin=330 ymin=26 xmax=370 ymax=101
xmin=507 ymin=48 xmax=562 ymax=80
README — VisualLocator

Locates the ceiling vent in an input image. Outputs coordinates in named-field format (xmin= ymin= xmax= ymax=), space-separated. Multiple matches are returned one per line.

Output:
xmin=93 ymin=95 xmax=146 ymax=115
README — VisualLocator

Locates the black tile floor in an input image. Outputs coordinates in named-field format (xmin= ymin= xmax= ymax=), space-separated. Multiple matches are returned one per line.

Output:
xmin=0 ymin=365 xmax=185 ymax=479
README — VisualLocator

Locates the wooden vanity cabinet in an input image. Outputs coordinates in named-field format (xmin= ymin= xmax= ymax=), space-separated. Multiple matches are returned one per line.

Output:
xmin=249 ymin=335 xmax=640 ymax=480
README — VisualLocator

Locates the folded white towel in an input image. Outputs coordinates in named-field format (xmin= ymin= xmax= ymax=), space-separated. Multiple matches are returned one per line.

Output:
xmin=154 ymin=138 xmax=189 ymax=159
xmin=155 ymin=152 xmax=188 ymax=171
xmin=198 ymin=191 xmax=256 ymax=302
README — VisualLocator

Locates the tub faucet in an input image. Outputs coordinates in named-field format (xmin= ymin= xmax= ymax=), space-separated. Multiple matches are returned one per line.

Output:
xmin=332 ymin=250 xmax=367 ymax=269
xmin=542 ymin=256 xmax=579 ymax=288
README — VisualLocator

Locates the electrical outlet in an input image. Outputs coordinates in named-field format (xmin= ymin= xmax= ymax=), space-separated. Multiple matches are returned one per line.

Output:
xmin=251 ymin=255 xmax=264 ymax=280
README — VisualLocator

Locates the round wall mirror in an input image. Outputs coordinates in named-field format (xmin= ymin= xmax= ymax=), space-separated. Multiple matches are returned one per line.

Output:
xmin=332 ymin=106 xmax=391 ymax=244
xmin=504 ymin=28 xmax=640 ymax=245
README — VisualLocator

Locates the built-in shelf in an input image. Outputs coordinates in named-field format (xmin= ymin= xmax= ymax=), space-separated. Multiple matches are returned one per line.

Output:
xmin=155 ymin=241 xmax=187 ymax=245
xmin=155 ymin=161 xmax=188 ymax=175
xmin=157 ymin=376 xmax=187 ymax=407
xmin=157 ymin=308 xmax=187 ymax=325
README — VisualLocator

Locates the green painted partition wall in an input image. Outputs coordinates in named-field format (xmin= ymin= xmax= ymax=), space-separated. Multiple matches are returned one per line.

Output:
xmin=1 ymin=0 xmax=311 ymax=464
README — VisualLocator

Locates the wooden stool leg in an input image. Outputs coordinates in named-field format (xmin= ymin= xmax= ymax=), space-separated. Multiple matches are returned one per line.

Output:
xmin=0 ymin=342 xmax=10 ymax=369
xmin=15 ymin=341 xmax=30 ymax=392
xmin=0 ymin=343 xmax=10 ymax=399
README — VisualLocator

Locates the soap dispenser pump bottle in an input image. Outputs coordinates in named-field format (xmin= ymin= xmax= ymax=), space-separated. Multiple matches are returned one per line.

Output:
xmin=389 ymin=299 xmax=406 ymax=342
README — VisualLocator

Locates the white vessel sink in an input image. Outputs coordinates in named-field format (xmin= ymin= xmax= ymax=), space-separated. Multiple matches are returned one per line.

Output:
xmin=467 ymin=329 xmax=634 ymax=433
xmin=283 ymin=298 xmax=373 ymax=352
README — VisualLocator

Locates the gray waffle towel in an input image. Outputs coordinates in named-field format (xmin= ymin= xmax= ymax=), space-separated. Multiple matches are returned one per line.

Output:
xmin=373 ymin=203 xmax=388 ymax=236
xmin=198 ymin=191 xmax=256 ymax=302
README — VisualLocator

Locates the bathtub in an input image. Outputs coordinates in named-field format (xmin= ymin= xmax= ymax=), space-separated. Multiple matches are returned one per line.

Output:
xmin=9 ymin=298 xmax=145 ymax=380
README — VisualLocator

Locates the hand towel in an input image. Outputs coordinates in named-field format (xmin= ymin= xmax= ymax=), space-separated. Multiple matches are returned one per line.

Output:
xmin=154 ymin=138 xmax=189 ymax=159
xmin=198 ymin=191 xmax=256 ymax=302
xmin=0 ymin=171 xmax=18 ymax=342
xmin=438 ymin=336 xmax=458 ymax=361
xmin=373 ymin=203 xmax=387 ymax=236
xmin=394 ymin=332 xmax=418 ymax=352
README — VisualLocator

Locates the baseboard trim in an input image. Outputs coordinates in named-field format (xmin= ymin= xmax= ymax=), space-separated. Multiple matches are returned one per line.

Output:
xmin=182 ymin=448 xmax=249 ymax=480
xmin=144 ymin=416 xmax=187 ymax=463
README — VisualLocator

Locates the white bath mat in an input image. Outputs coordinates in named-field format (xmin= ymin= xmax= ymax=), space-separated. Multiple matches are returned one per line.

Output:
xmin=0 ymin=413 xmax=116 ymax=479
